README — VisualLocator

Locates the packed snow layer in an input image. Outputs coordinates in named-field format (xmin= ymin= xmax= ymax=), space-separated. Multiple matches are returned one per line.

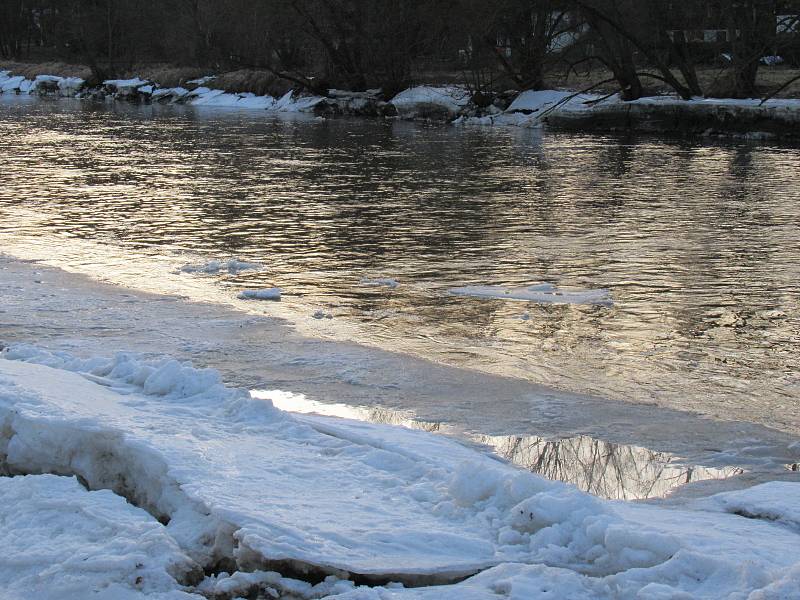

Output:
xmin=0 ymin=474 xmax=200 ymax=599
xmin=389 ymin=86 xmax=471 ymax=119
xmin=449 ymin=283 xmax=612 ymax=306
xmin=506 ymin=90 xmax=596 ymax=114
xmin=1 ymin=345 xmax=799 ymax=598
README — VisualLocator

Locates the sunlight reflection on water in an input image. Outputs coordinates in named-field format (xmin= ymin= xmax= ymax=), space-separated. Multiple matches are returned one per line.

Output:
xmin=1 ymin=97 xmax=799 ymax=433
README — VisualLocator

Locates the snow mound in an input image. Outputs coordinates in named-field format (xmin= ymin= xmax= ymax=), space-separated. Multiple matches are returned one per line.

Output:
xmin=179 ymin=259 xmax=263 ymax=275
xmin=390 ymin=86 xmax=471 ymax=119
xmin=0 ymin=474 xmax=200 ymax=599
xmin=449 ymin=283 xmax=612 ymax=306
xmin=238 ymin=288 xmax=281 ymax=301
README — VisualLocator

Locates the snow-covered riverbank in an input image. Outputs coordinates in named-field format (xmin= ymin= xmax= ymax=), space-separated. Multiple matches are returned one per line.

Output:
xmin=2 ymin=343 xmax=799 ymax=599
xmin=3 ymin=68 xmax=800 ymax=138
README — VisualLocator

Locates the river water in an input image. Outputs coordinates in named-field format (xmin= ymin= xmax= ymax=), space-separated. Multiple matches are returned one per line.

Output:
xmin=1 ymin=96 xmax=799 ymax=490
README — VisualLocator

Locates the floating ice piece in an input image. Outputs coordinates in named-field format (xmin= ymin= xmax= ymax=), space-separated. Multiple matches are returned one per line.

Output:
xmin=0 ymin=474 xmax=200 ymax=599
xmin=238 ymin=288 xmax=281 ymax=300
xmin=180 ymin=259 xmax=263 ymax=275
xmin=449 ymin=283 xmax=612 ymax=306
xmin=360 ymin=277 xmax=399 ymax=289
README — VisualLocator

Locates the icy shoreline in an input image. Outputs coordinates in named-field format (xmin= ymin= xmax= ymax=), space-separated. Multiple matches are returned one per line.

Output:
xmin=3 ymin=68 xmax=800 ymax=138
xmin=1 ymin=345 xmax=799 ymax=599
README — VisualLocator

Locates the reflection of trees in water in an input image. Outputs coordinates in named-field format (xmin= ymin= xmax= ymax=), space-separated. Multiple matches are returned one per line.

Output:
xmin=478 ymin=435 xmax=744 ymax=500
xmin=339 ymin=402 xmax=743 ymax=501
xmin=363 ymin=406 xmax=442 ymax=433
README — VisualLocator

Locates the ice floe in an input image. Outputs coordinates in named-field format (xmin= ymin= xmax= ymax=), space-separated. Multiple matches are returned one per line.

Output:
xmin=237 ymin=288 xmax=282 ymax=301
xmin=449 ymin=283 xmax=612 ymax=306
xmin=179 ymin=259 xmax=263 ymax=275
xmin=359 ymin=277 xmax=399 ymax=289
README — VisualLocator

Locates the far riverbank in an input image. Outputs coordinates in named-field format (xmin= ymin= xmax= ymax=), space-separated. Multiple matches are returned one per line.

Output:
xmin=3 ymin=63 xmax=800 ymax=139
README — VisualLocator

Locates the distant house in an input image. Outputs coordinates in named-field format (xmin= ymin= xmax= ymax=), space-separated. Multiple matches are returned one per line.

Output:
xmin=665 ymin=1 xmax=800 ymax=44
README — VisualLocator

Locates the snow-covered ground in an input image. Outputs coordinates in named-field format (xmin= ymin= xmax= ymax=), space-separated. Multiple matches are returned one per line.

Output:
xmin=1 ymin=345 xmax=799 ymax=598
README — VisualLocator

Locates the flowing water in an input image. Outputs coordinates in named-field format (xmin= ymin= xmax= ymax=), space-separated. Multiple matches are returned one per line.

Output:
xmin=1 ymin=96 xmax=799 ymax=468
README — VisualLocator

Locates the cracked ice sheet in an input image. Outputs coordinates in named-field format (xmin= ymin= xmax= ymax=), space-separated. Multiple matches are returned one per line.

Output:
xmin=0 ymin=474 xmax=200 ymax=600
xmin=1 ymin=349 xmax=800 ymax=598
xmin=0 ymin=351 xmax=528 ymax=580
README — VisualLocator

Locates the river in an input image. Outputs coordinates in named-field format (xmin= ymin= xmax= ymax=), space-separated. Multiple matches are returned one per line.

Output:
xmin=1 ymin=95 xmax=798 ymax=495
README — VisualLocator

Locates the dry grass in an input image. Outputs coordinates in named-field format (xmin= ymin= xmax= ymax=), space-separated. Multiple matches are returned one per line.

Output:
xmin=0 ymin=61 xmax=92 ymax=80
xmin=211 ymin=69 xmax=294 ymax=97
xmin=548 ymin=65 xmax=800 ymax=98
xmin=127 ymin=64 xmax=207 ymax=88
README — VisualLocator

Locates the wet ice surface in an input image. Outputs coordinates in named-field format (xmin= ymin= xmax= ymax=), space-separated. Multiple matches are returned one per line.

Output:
xmin=2 ymin=256 xmax=798 ymax=499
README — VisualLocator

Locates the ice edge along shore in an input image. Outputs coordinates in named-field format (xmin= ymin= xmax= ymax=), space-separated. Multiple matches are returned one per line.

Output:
xmin=3 ymin=69 xmax=800 ymax=139
xmin=1 ymin=343 xmax=799 ymax=599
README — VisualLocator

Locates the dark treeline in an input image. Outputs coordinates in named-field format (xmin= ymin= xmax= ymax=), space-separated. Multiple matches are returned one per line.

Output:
xmin=2 ymin=1 xmax=800 ymax=99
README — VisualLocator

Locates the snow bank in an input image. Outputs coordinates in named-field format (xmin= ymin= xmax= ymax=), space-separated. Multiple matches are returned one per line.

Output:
xmin=179 ymin=259 xmax=263 ymax=275
xmin=238 ymin=288 xmax=281 ymax=300
xmin=450 ymin=283 xmax=612 ymax=306
xmin=0 ymin=474 xmax=200 ymax=599
xmin=389 ymin=86 xmax=471 ymax=120
xmin=0 ymin=72 xmax=85 ymax=97
xmin=1 ymin=345 xmax=799 ymax=598
xmin=506 ymin=89 xmax=597 ymax=114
